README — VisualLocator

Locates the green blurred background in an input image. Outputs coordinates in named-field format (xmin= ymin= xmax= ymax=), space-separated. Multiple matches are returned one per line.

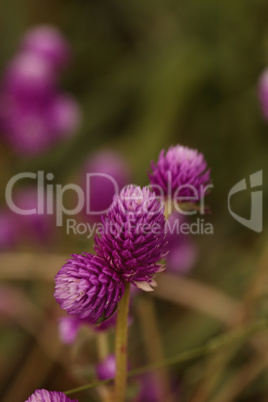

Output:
xmin=1 ymin=0 xmax=268 ymax=401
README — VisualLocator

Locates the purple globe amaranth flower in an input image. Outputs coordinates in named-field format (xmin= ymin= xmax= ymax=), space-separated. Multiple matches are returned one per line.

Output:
xmin=13 ymin=187 xmax=54 ymax=244
xmin=258 ymin=69 xmax=268 ymax=121
xmin=48 ymin=94 xmax=81 ymax=139
xmin=21 ymin=25 xmax=71 ymax=72
xmin=58 ymin=316 xmax=81 ymax=344
xmin=149 ymin=145 xmax=211 ymax=202
xmin=96 ymin=354 xmax=116 ymax=381
xmin=94 ymin=185 xmax=167 ymax=289
xmin=26 ymin=389 xmax=77 ymax=402
xmin=135 ymin=374 xmax=161 ymax=402
xmin=54 ymin=253 xmax=125 ymax=323
xmin=58 ymin=313 xmax=118 ymax=344
xmin=3 ymin=52 xmax=55 ymax=104
xmin=1 ymin=102 xmax=55 ymax=155
xmin=0 ymin=93 xmax=80 ymax=155
xmin=81 ymin=150 xmax=131 ymax=223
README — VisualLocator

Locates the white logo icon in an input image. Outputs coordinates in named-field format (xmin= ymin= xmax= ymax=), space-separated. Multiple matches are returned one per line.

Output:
xmin=228 ymin=170 xmax=263 ymax=233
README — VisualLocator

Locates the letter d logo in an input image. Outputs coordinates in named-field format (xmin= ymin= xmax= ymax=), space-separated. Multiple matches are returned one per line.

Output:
xmin=228 ymin=171 xmax=263 ymax=233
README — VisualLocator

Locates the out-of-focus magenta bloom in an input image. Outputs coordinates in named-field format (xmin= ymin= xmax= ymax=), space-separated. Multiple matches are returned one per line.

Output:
xmin=96 ymin=354 xmax=116 ymax=381
xmin=94 ymin=185 xmax=167 ymax=289
xmin=54 ymin=253 xmax=125 ymax=323
xmin=48 ymin=95 xmax=81 ymax=139
xmin=81 ymin=150 xmax=131 ymax=222
xmin=58 ymin=316 xmax=81 ymax=344
xmin=135 ymin=374 xmax=160 ymax=402
xmin=58 ymin=311 xmax=133 ymax=344
xmin=258 ymin=69 xmax=268 ymax=121
xmin=149 ymin=145 xmax=211 ymax=202
xmin=3 ymin=53 xmax=54 ymax=103
xmin=0 ymin=209 xmax=18 ymax=250
xmin=1 ymin=101 xmax=54 ymax=155
xmin=14 ymin=187 xmax=54 ymax=243
xmin=22 ymin=25 xmax=71 ymax=71
xmin=165 ymin=212 xmax=197 ymax=274
xmin=58 ymin=314 xmax=117 ymax=344
xmin=26 ymin=389 xmax=77 ymax=402
xmin=0 ymin=25 xmax=80 ymax=156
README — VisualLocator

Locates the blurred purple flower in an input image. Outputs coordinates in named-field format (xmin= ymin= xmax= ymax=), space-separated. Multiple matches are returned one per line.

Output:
xmin=58 ymin=316 xmax=81 ymax=344
xmin=165 ymin=212 xmax=198 ymax=274
xmin=0 ymin=209 xmax=18 ymax=250
xmin=81 ymin=150 xmax=131 ymax=222
xmin=54 ymin=253 xmax=125 ymax=323
xmin=96 ymin=354 xmax=116 ymax=381
xmin=3 ymin=53 xmax=55 ymax=103
xmin=22 ymin=25 xmax=71 ymax=72
xmin=258 ymin=69 xmax=268 ymax=121
xmin=1 ymin=100 xmax=55 ymax=155
xmin=48 ymin=94 xmax=81 ymax=139
xmin=26 ymin=389 xmax=77 ymax=402
xmin=0 ymin=26 xmax=80 ymax=156
xmin=14 ymin=187 xmax=54 ymax=243
xmin=94 ymin=185 xmax=167 ymax=289
xmin=149 ymin=145 xmax=211 ymax=202
xmin=135 ymin=374 xmax=160 ymax=402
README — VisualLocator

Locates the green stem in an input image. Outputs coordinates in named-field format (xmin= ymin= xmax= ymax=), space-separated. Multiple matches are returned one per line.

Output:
xmin=114 ymin=282 xmax=131 ymax=402
xmin=64 ymin=318 xmax=268 ymax=396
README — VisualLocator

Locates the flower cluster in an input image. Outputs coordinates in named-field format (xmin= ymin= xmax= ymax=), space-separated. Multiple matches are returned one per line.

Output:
xmin=55 ymin=185 xmax=167 ymax=322
xmin=55 ymin=146 xmax=210 ymax=330
xmin=0 ymin=25 xmax=80 ymax=155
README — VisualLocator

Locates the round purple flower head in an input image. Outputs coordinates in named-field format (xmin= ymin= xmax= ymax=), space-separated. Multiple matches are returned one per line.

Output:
xmin=26 ymin=389 xmax=77 ymax=402
xmin=149 ymin=145 xmax=211 ymax=202
xmin=54 ymin=253 xmax=125 ymax=323
xmin=21 ymin=25 xmax=71 ymax=71
xmin=94 ymin=185 xmax=167 ymax=289
xmin=96 ymin=354 xmax=116 ymax=381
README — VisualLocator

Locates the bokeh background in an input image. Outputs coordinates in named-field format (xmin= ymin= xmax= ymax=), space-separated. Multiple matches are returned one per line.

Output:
xmin=1 ymin=0 xmax=268 ymax=401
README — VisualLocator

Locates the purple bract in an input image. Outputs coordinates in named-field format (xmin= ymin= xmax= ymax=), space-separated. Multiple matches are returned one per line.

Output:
xmin=25 ymin=389 xmax=77 ymax=402
xmin=94 ymin=185 xmax=167 ymax=288
xmin=54 ymin=253 xmax=125 ymax=322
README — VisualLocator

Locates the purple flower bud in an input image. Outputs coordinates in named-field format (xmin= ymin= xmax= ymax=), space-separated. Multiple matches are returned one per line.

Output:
xmin=48 ymin=94 xmax=81 ymax=139
xmin=1 ymin=100 xmax=55 ymax=155
xmin=81 ymin=151 xmax=131 ymax=222
xmin=94 ymin=185 xmax=167 ymax=287
xmin=26 ymin=389 xmax=77 ymax=402
xmin=58 ymin=316 xmax=80 ymax=344
xmin=3 ymin=53 xmax=55 ymax=103
xmin=96 ymin=354 xmax=116 ymax=381
xmin=135 ymin=374 xmax=160 ymax=402
xmin=21 ymin=25 xmax=71 ymax=71
xmin=54 ymin=254 xmax=125 ymax=323
xmin=14 ymin=187 xmax=54 ymax=243
xmin=149 ymin=145 xmax=211 ymax=202
xmin=258 ymin=69 xmax=268 ymax=121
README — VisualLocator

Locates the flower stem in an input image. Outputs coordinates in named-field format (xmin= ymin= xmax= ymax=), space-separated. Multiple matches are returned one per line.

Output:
xmin=114 ymin=282 xmax=131 ymax=402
